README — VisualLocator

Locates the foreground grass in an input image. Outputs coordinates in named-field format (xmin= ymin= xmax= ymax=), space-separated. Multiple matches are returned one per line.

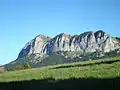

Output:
xmin=0 ymin=57 xmax=120 ymax=82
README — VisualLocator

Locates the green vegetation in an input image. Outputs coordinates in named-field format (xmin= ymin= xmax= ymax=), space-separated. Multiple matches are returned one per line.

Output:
xmin=24 ymin=63 xmax=31 ymax=69
xmin=0 ymin=57 xmax=120 ymax=82
xmin=12 ymin=63 xmax=31 ymax=71
xmin=80 ymin=31 xmax=90 ymax=37
xmin=6 ymin=49 xmax=120 ymax=71
xmin=112 ymin=37 xmax=117 ymax=40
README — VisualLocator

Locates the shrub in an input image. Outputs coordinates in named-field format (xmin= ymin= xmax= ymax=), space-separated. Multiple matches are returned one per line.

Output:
xmin=24 ymin=63 xmax=31 ymax=69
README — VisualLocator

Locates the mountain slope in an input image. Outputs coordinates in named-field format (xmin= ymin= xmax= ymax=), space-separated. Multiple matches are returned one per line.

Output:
xmin=4 ymin=30 xmax=120 ymax=69
xmin=1 ymin=57 xmax=120 ymax=82
xmin=1 ymin=57 xmax=120 ymax=90
xmin=18 ymin=35 xmax=51 ymax=59
xmin=18 ymin=30 xmax=120 ymax=59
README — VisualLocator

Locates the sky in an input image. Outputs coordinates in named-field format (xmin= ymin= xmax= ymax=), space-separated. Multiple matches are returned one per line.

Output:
xmin=0 ymin=0 xmax=120 ymax=65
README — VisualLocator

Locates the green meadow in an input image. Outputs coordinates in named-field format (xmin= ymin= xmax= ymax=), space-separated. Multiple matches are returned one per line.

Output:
xmin=0 ymin=57 xmax=120 ymax=82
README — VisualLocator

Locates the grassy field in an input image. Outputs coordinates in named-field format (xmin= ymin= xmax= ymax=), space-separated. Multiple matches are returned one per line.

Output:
xmin=0 ymin=57 xmax=120 ymax=82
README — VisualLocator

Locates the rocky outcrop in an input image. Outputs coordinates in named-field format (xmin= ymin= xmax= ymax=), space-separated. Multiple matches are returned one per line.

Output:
xmin=4 ymin=30 xmax=120 ymax=70
xmin=18 ymin=35 xmax=51 ymax=58
xmin=17 ymin=30 xmax=120 ymax=59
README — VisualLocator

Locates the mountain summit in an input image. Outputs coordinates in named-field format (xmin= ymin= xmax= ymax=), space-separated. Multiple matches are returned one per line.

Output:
xmin=4 ymin=30 xmax=120 ymax=69
xmin=18 ymin=30 xmax=120 ymax=59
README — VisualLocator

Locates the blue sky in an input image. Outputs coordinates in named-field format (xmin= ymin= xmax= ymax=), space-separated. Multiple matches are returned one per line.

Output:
xmin=0 ymin=0 xmax=120 ymax=64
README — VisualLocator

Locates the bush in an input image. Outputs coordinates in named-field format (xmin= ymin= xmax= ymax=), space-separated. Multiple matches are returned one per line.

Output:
xmin=24 ymin=63 xmax=31 ymax=69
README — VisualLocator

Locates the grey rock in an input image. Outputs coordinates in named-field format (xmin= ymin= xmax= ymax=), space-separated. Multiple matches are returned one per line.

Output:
xmin=4 ymin=30 xmax=120 ymax=69
xmin=18 ymin=35 xmax=51 ymax=58
xmin=18 ymin=30 xmax=120 ymax=59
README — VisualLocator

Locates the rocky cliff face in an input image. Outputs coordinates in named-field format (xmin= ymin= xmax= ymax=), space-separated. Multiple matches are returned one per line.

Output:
xmin=18 ymin=35 xmax=51 ymax=58
xmin=4 ymin=30 xmax=120 ymax=69
xmin=18 ymin=30 xmax=120 ymax=59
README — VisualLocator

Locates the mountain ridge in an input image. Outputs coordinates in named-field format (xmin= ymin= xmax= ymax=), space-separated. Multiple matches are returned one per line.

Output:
xmin=18 ymin=30 xmax=120 ymax=59
xmin=4 ymin=30 xmax=120 ymax=70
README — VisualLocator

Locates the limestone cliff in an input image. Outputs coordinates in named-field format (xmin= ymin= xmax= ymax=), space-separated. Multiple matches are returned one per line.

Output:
xmin=18 ymin=30 xmax=120 ymax=59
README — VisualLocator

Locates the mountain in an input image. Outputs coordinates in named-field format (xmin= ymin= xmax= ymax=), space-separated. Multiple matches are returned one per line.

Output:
xmin=4 ymin=30 xmax=120 ymax=70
